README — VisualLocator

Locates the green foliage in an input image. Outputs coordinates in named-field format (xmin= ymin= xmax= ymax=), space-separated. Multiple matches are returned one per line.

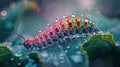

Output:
xmin=28 ymin=52 xmax=39 ymax=62
xmin=28 ymin=52 xmax=44 ymax=67
xmin=0 ymin=46 xmax=26 ymax=67
xmin=82 ymin=34 xmax=120 ymax=67
xmin=83 ymin=34 xmax=115 ymax=49
xmin=83 ymin=34 xmax=115 ymax=59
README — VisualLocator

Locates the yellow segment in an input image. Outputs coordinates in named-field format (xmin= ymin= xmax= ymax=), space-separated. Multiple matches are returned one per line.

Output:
xmin=67 ymin=19 xmax=74 ymax=31
xmin=91 ymin=22 xmax=96 ymax=28
xmin=84 ymin=19 xmax=89 ymax=29
xmin=74 ymin=18 xmax=82 ymax=30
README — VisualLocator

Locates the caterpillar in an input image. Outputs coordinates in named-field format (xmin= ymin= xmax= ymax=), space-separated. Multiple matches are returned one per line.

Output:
xmin=19 ymin=16 xmax=100 ymax=50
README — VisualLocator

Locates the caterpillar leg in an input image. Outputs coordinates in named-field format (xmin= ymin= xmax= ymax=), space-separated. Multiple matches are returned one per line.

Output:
xmin=37 ymin=44 xmax=42 ymax=50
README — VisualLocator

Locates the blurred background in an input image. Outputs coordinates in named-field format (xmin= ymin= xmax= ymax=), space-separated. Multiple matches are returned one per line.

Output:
xmin=0 ymin=0 xmax=120 ymax=67
xmin=0 ymin=0 xmax=120 ymax=43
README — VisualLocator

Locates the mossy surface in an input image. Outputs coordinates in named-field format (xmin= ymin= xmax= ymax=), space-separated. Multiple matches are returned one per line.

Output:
xmin=28 ymin=52 xmax=45 ymax=67
xmin=82 ymin=34 xmax=120 ymax=67
xmin=83 ymin=34 xmax=115 ymax=49
xmin=0 ymin=46 xmax=26 ymax=67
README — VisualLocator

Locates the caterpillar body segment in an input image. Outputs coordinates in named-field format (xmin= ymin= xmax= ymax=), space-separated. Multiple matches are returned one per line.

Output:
xmin=43 ymin=31 xmax=53 ymax=45
xmin=38 ymin=34 xmax=47 ymax=47
xmin=82 ymin=18 xmax=90 ymax=33
xmin=23 ymin=39 xmax=34 ymax=50
xmin=47 ymin=28 xmax=59 ymax=42
xmin=66 ymin=19 xmax=75 ymax=35
xmin=74 ymin=17 xmax=83 ymax=34
xmin=34 ymin=36 xmax=43 ymax=49
xmin=59 ymin=21 xmax=70 ymax=36
xmin=53 ymin=24 xmax=64 ymax=38
xmin=90 ymin=22 xmax=100 ymax=33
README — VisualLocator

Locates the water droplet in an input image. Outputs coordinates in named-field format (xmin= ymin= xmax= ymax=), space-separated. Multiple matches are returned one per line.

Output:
xmin=63 ymin=15 xmax=66 ymax=18
xmin=67 ymin=46 xmax=70 ymax=49
xmin=18 ymin=63 xmax=21 ymax=65
xmin=53 ymin=60 xmax=59 ymax=66
xmin=41 ymin=52 xmax=49 ymax=58
xmin=59 ymin=53 xmax=64 ymax=57
xmin=72 ymin=14 xmax=75 ymax=18
xmin=72 ymin=12 xmax=76 ymax=17
xmin=76 ymin=51 xmax=82 ymax=55
xmin=76 ymin=46 xmax=79 ymax=49
xmin=15 ymin=53 xmax=22 ymax=57
xmin=116 ymin=41 xmax=120 ymax=46
xmin=11 ymin=58 xmax=14 ymax=61
xmin=59 ymin=56 xmax=64 ymax=60
xmin=55 ymin=18 xmax=59 ymax=22
xmin=81 ymin=14 xmax=83 ymax=16
xmin=47 ymin=24 xmax=49 ymax=26
xmin=39 ymin=30 xmax=42 ymax=33
xmin=65 ymin=50 xmax=68 ymax=53
xmin=71 ymin=55 xmax=83 ymax=63
xmin=60 ymin=60 xmax=65 ymax=63
xmin=54 ymin=55 xmax=57 ymax=59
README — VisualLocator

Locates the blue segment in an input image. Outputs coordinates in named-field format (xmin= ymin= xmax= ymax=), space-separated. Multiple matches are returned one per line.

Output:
xmin=76 ymin=28 xmax=83 ymax=34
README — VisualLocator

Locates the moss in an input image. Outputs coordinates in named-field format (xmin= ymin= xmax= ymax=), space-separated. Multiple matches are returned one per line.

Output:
xmin=28 ymin=52 xmax=39 ymax=62
xmin=82 ymin=34 xmax=115 ymax=60
xmin=28 ymin=52 xmax=45 ymax=67
xmin=83 ymin=34 xmax=115 ymax=48
xmin=0 ymin=46 xmax=26 ymax=67
xmin=82 ymin=34 xmax=120 ymax=67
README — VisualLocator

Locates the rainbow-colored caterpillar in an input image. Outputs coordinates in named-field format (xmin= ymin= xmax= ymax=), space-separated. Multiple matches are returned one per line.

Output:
xmin=21 ymin=17 xmax=100 ymax=50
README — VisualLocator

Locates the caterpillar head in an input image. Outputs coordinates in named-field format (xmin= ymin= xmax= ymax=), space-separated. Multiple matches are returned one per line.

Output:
xmin=92 ymin=22 xmax=96 ymax=26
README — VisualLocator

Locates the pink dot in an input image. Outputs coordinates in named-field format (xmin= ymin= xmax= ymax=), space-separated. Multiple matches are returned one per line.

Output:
xmin=22 ymin=0 xmax=28 ymax=4
xmin=10 ymin=2 xmax=16 ymax=9
xmin=1 ymin=10 xmax=7 ymax=16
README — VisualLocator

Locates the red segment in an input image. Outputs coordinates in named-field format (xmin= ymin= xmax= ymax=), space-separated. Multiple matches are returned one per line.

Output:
xmin=43 ymin=32 xmax=48 ymax=38
xmin=49 ymin=29 xmax=57 ymax=39
xmin=33 ymin=37 xmax=41 ymax=45
xmin=39 ymin=34 xmax=43 ymax=40
xmin=27 ymin=39 xmax=33 ymax=45
xmin=43 ymin=32 xmax=51 ymax=42
xmin=38 ymin=34 xmax=47 ymax=45
xmin=53 ymin=25 xmax=62 ymax=36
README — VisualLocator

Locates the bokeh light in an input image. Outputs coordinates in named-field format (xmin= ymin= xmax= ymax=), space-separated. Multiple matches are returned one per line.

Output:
xmin=1 ymin=10 xmax=7 ymax=16
xmin=9 ymin=2 xmax=16 ymax=9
